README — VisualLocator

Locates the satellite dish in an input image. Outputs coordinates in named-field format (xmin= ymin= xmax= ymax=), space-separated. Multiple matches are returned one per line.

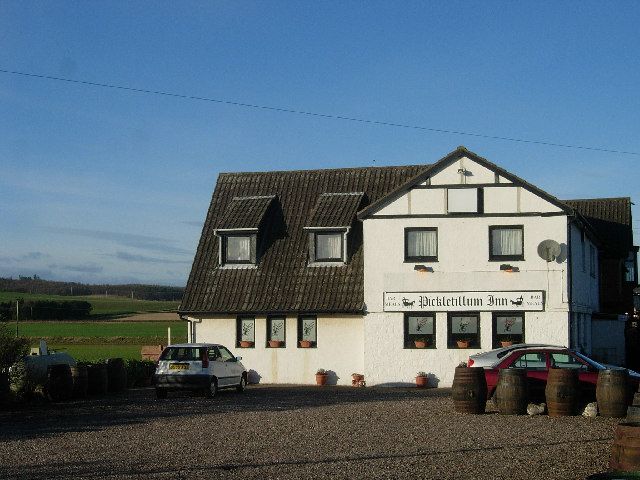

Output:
xmin=538 ymin=240 xmax=561 ymax=262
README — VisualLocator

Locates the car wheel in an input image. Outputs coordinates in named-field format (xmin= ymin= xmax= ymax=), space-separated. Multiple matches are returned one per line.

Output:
xmin=206 ymin=379 xmax=217 ymax=398
xmin=236 ymin=375 xmax=247 ymax=393
xmin=156 ymin=388 xmax=167 ymax=399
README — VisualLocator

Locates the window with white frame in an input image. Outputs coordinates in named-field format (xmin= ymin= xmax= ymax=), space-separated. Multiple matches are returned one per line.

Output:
xmin=312 ymin=231 xmax=344 ymax=262
xmin=222 ymin=233 xmax=256 ymax=265
xmin=489 ymin=225 xmax=524 ymax=261
xmin=405 ymin=228 xmax=437 ymax=262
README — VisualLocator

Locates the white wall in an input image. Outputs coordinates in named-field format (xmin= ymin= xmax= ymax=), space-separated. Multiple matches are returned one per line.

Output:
xmin=364 ymin=310 xmax=569 ymax=387
xmin=362 ymin=155 xmax=574 ymax=387
xmin=195 ymin=314 xmax=364 ymax=386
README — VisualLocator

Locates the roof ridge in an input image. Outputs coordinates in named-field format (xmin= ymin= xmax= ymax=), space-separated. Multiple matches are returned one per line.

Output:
xmin=563 ymin=197 xmax=630 ymax=202
xmin=218 ymin=163 xmax=430 ymax=176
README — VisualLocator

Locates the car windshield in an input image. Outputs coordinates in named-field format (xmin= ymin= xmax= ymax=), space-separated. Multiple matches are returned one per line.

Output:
xmin=160 ymin=347 xmax=203 ymax=361
xmin=574 ymin=351 xmax=606 ymax=370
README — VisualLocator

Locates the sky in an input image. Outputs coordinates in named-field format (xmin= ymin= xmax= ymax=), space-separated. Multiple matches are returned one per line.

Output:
xmin=1 ymin=2 xmax=639 ymax=287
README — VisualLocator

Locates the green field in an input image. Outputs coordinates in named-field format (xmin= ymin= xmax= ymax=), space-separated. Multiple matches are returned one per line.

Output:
xmin=15 ymin=321 xmax=187 ymax=339
xmin=2 ymin=319 xmax=187 ymax=361
xmin=0 ymin=291 xmax=180 ymax=316
xmin=49 ymin=344 xmax=146 ymax=361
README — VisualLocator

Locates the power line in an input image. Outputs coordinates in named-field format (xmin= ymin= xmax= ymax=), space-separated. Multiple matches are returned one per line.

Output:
xmin=2 ymin=67 xmax=639 ymax=157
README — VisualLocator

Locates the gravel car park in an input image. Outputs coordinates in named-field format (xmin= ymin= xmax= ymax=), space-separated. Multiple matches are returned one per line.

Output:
xmin=0 ymin=385 xmax=619 ymax=479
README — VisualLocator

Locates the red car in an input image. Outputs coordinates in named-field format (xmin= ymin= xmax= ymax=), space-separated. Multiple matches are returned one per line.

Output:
xmin=483 ymin=347 xmax=640 ymax=402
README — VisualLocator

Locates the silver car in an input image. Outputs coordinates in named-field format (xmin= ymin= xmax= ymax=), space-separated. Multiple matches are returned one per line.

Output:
xmin=154 ymin=343 xmax=247 ymax=399
xmin=467 ymin=343 xmax=566 ymax=368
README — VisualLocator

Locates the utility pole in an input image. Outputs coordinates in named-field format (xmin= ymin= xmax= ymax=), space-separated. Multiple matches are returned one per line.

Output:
xmin=15 ymin=300 xmax=19 ymax=337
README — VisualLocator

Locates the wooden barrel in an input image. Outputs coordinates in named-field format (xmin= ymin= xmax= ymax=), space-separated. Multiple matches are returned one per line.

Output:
xmin=627 ymin=406 xmax=640 ymax=423
xmin=452 ymin=366 xmax=487 ymax=414
xmin=71 ymin=365 xmax=88 ymax=398
xmin=87 ymin=363 xmax=109 ymax=395
xmin=597 ymin=369 xmax=630 ymax=418
xmin=495 ymin=368 xmax=528 ymax=415
xmin=545 ymin=368 xmax=579 ymax=417
xmin=46 ymin=364 xmax=73 ymax=401
xmin=0 ymin=372 xmax=9 ymax=405
xmin=610 ymin=422 xmax=640 ymax=472
xmin=107 ymin=358 xmax=127 ymax=392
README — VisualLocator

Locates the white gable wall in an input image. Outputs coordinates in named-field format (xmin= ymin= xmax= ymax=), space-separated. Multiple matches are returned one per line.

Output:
xmin=361 ymin=155 xmax=592 ymax=387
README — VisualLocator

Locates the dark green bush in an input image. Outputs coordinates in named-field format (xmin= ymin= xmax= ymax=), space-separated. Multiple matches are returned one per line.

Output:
xmin=0 ymin=324 xmax=29 ymax=372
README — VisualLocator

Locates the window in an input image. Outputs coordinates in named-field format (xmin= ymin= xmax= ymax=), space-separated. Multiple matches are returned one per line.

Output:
xmin=298 ymin=315 xmax=317 ymax=347
xmin=314 ymin=231 xmax=344 ymax=262
xmin=267 ymin=316 xmax=286 ymax=347
xmin=489 ymin=225 xmax=524 ymax=261
xmin=404 ymin=314 xmax=436 ymax=349
xmin=625 ymin=251 xmax=636 ymax=283
xmin=404 ymin=228 xmax=437 ymax=262
xmin=222 ymin=233 xmax=256 ymax=265
xmin=550 ymin=352 xmax=587 ymax=370
xmin=493 ymin=313 xmax=524 ymax=348
xmin=217 ymin=346 xmax=235 ymax=362
xmin=512 ymin=352 xmax=546 ymax=370
xmin=447 ymin=188 xmax=483 ymax=213
xmin=448 ymin=313 xmax=480 ymax=349
xmin=236 ymin=316 xmax=255 ymax=348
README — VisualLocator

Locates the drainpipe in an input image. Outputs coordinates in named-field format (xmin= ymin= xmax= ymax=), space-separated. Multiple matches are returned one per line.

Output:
xmin=180 ymin=315 xmax=203 ymax=343
xmin=567 ymin=218 xmax=573 ymax=348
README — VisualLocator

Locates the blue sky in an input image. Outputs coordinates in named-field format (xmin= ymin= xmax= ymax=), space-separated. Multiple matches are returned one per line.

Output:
xmin=1 ymin=2 xmax=638 ymax=286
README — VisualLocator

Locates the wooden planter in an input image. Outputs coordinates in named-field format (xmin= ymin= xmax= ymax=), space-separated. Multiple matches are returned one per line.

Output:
xmin=414 ymin=340 xmax=428 ymax=348
xmin=268 ymin=340 xmax=283 ymax=348
xmin=299 ymin=340 xmax=313 ymax=348
xmin=416 ymin=375 xmax=429 ymax=388
xmin=316 ymin=373 xmax=328 ymax=386
xmin=456 ymin=340 xmax=471 ymax=349
xmin=239 ymin=341 xmax=254 ymax=348
xmin=500 ymin=340 xmax=513 ymax=348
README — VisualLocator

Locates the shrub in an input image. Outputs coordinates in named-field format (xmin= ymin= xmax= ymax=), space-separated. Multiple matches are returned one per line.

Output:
xmin=0 ymin=324 xmax=29 ymax=373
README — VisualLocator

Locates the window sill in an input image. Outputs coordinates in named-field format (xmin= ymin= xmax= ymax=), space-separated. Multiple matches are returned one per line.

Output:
xmin=488 ymin=257 xmax=524 ymax=262
xmin=219 ymin=264 xmax=258 ymax=270
xmin=404 ymin=259 xmax=438 ymax=263
xmin=308 ymin=261 xmax=346 ymax=267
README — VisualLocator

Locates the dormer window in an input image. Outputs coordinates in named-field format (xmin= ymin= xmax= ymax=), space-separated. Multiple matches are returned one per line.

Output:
xmin=305 ymin=192 xmax=365 ymax=266
xmin=215 ymin=195 xmax=276 ymax=268
xmin=222 ymin=233 xmax=256 ymax=264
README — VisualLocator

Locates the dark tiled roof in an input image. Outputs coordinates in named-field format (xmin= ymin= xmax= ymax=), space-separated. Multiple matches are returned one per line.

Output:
xmin=307 ymin=192 xmax=365 ymax=228
xmin=563 ymin=197 xmax=633 ymax=256
xmin=218 ymin=195 xmax=276 ymax=230
xmin=180 ymin=164 xmax=428 ymax=314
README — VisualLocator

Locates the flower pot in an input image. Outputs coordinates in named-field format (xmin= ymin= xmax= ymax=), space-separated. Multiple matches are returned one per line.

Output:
xmin=500 ymin=340 xmax=513 ymax=348
xmin=416 ymin=375 xmax=429 ymax=388
xmin=352 ymin=373 xmax=365 ymax=387
xmin=414 ymin=340 xmax=427 ymax=348
xmin=239 ymin=340 xmax=254 ymax=348
xmin=299 ymin=340 xmax=313 ymax=348
xmin=456 ymin=340 xmax=470 ymax=349
xmin=268 ymin=340 xmax=283 ymax=348
xmin=316 ymin=373 xmax=328 ymax=386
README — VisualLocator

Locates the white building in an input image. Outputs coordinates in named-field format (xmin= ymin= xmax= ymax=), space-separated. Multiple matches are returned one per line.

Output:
xmin=179 ymin=147 xmax=634 ymax=386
